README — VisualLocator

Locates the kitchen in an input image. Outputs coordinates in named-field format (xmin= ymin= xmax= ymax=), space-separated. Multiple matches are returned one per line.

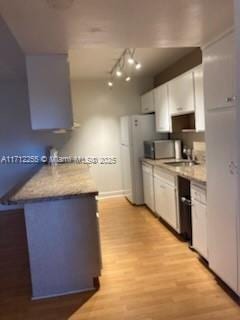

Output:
xmin=0 ymin=0 xmax=240 ymax=319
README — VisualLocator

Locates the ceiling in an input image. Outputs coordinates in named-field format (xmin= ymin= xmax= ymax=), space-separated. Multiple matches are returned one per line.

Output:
xmin=69 ymin=47 xmax=194 ymax=79
xmin=0 ymin=0 xmax=234 ymax=54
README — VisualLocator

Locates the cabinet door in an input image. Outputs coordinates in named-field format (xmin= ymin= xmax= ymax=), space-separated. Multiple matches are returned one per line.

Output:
xmin=203 ymin=32 xmax=236 ymax=110
xmin=154 ymin=176 xmax=162 ymax=218
xmin=154 ymin=177 xmax=177 ymax=230
xmin=169 ymin=71 xmax=195 ymax=115
xmin=161 ymin=182 xmax=178 ymax=230
xmin=26 ymin=55 xmax=73 ymax=130
xmin=206 ymin=107 xmax=238 ymax=292
xmin=192 ymin=200 xmax=207 ymax=260
xmin=141 ymin=91 xmax=155 ymax=114
xmin=154 ymin=84 xmax=170 ymax=132
xmin=142 ymin=165 xmax=155 ymax=212
xmin=194 ymin=65 xmax=205 ymax=132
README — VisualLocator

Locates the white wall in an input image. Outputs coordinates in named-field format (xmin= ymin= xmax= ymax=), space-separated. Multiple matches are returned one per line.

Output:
xmin=0 ymin=80 xmax=70 ymax=211
xmin=0 ymin=17 xmax=71 ymax=211
xmin=0 ymin=15 xmax=154 ymax=206
xmin=60 ymin=78 xmax=153 ymax=196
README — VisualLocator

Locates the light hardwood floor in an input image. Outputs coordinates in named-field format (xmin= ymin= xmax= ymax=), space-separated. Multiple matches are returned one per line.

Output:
xmin=0 ymin=197 xmax=240 ymax=320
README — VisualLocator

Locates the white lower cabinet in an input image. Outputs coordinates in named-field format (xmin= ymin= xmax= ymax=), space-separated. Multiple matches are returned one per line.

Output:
xmin=142 ymin=163 xmax=155 ymax=212
xmin=191 ymin=183 xmax=208 ymax=260
xmin=153 ymin=168 xmax=179 ymax=232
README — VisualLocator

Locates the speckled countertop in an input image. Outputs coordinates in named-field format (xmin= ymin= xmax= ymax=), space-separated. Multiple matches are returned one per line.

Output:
xmin=142 ymin=158 xmax=207 ymax=185
xmin=4 ymin=164 xmax=98 ymax=204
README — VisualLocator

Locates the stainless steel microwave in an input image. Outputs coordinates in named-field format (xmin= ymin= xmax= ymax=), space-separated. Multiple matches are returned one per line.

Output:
xmin=144 ymin=140 xmax=175 ymax=160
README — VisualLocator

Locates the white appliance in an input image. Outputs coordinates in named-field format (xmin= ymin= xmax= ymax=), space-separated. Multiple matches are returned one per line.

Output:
xmin=120 ymin=114 xmax=157 ymax=205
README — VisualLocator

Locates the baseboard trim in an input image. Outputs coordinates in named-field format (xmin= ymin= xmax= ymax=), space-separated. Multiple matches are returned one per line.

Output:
xmin=97 ymin=190 xmax=125 ymax=200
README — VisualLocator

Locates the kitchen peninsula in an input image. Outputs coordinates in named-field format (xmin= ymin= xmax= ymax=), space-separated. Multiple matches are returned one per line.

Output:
xmin=2 ymin=164 xmax=102 ymax=300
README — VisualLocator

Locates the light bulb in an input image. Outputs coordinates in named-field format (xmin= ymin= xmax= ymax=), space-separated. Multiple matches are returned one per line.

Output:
xmin=116 ymin=69 xmax=122 ymax=77
xmin=125 ymin=76 xmax=131 ymax=82
xmin=135 ymin=62 xmax=142 ymax=70
xmin=108 ymin=81 xmax=113 ymax=87
xmin=128 ymin=57 xmax=135 ymax=65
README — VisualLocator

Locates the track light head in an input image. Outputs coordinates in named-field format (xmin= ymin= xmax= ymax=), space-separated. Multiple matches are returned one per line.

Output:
xmin=125 ymin=76 xmax=131 ymax=82
xmin=135 ymin=62 xmax=142 ymax=70
xmin=128 ymin=57 xmax=135 ymax=65
xmin=116 ymin=69 xmax=123 ymax=77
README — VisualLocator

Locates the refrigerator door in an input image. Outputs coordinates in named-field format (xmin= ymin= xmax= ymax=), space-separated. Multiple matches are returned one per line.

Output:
xmin=120 ymin=144 xmax=133 ymax=203
xmin=131 ymin=115 xmax=156 ymax=204
xmin=120 ymin=116 xmax=131 ymax=146
xmin=120 ymin=114 xmax=156 ymax=205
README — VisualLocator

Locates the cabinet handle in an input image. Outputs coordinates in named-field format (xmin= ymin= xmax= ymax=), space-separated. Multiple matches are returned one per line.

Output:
xmin=177 ymin=107 xmax=183 ymax=111
xmin=226 ymin=96 xmax=236 ymax=103
xmin=229 ymin=161 xmax=238 ymax=175
xmin=181 ymin=197 xmax=192 ymax=206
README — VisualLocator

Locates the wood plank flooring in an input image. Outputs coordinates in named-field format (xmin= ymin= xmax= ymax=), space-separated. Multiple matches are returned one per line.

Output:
xmin=0 ymin=197 xmax=240 ymax=320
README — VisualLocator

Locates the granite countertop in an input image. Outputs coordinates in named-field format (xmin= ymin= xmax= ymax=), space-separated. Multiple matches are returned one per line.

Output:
xmin=142 ymin=158 xmax=207 ymax=185
xmin=3 ymin=164 xmax=98 ymax=205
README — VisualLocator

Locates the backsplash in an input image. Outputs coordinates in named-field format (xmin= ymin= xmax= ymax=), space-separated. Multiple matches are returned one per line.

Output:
xmin=170 ymin=131 xmax=205 ymax=149
xmin=193 ymin=141 xmax=206 ymax=163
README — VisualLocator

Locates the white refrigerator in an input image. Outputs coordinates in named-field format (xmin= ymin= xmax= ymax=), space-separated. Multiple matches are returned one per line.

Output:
xmin=120 ymin=114 xmax=160 ymax=205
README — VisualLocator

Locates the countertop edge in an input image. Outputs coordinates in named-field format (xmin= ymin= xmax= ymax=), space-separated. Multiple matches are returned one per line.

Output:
xmin=6 ymin=191 xmax=99 ymax=205
xmin=0 ymin=164 xmax=43 ymax=205
xmin=142 ymin=159 xmax=207 ymax=186
xmin=1 ymin=164 xmax=99 ymax=205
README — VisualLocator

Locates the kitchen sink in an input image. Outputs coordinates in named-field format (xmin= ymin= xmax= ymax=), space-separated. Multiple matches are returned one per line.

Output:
xmin=164 ymin=161 xmax=199 ymax=167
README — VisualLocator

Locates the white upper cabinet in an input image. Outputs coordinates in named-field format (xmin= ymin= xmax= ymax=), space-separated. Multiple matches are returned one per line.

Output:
xmin=193 ymin=65 xmax=205 ymax=132
xmin=168 ymin=71 xmax=195 ymax=115
xmin=26 ymin=54 xmax=73 ymax=130
xmin=141 ymin=90 xmax=155 ymax=114
xmin=154 ymin=84 xmax=170 ymax=132
xmin=203 ymin=32 xmax=236 ymax=110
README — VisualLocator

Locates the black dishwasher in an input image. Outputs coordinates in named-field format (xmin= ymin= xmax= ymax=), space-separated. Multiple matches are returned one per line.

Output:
xmin=178 ymin=176 xmax=192 ymax=245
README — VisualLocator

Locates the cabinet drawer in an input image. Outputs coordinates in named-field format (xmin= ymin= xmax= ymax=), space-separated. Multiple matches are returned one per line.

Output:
xmin=153 ymin=167 xmax=176 ymax=187
xmin=191 ymin=184 xmax=206 ymax=204
xmin=142 ymin=163 xmax=153 ymax=175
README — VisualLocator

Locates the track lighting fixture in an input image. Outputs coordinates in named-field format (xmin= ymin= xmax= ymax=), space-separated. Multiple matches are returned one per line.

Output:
xmin=107 ymin=48 xmax=142 ymax=88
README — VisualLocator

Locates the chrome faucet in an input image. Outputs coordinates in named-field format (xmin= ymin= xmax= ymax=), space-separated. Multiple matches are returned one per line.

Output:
xmin=183 ymin=146 xmax=193 ymax=161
